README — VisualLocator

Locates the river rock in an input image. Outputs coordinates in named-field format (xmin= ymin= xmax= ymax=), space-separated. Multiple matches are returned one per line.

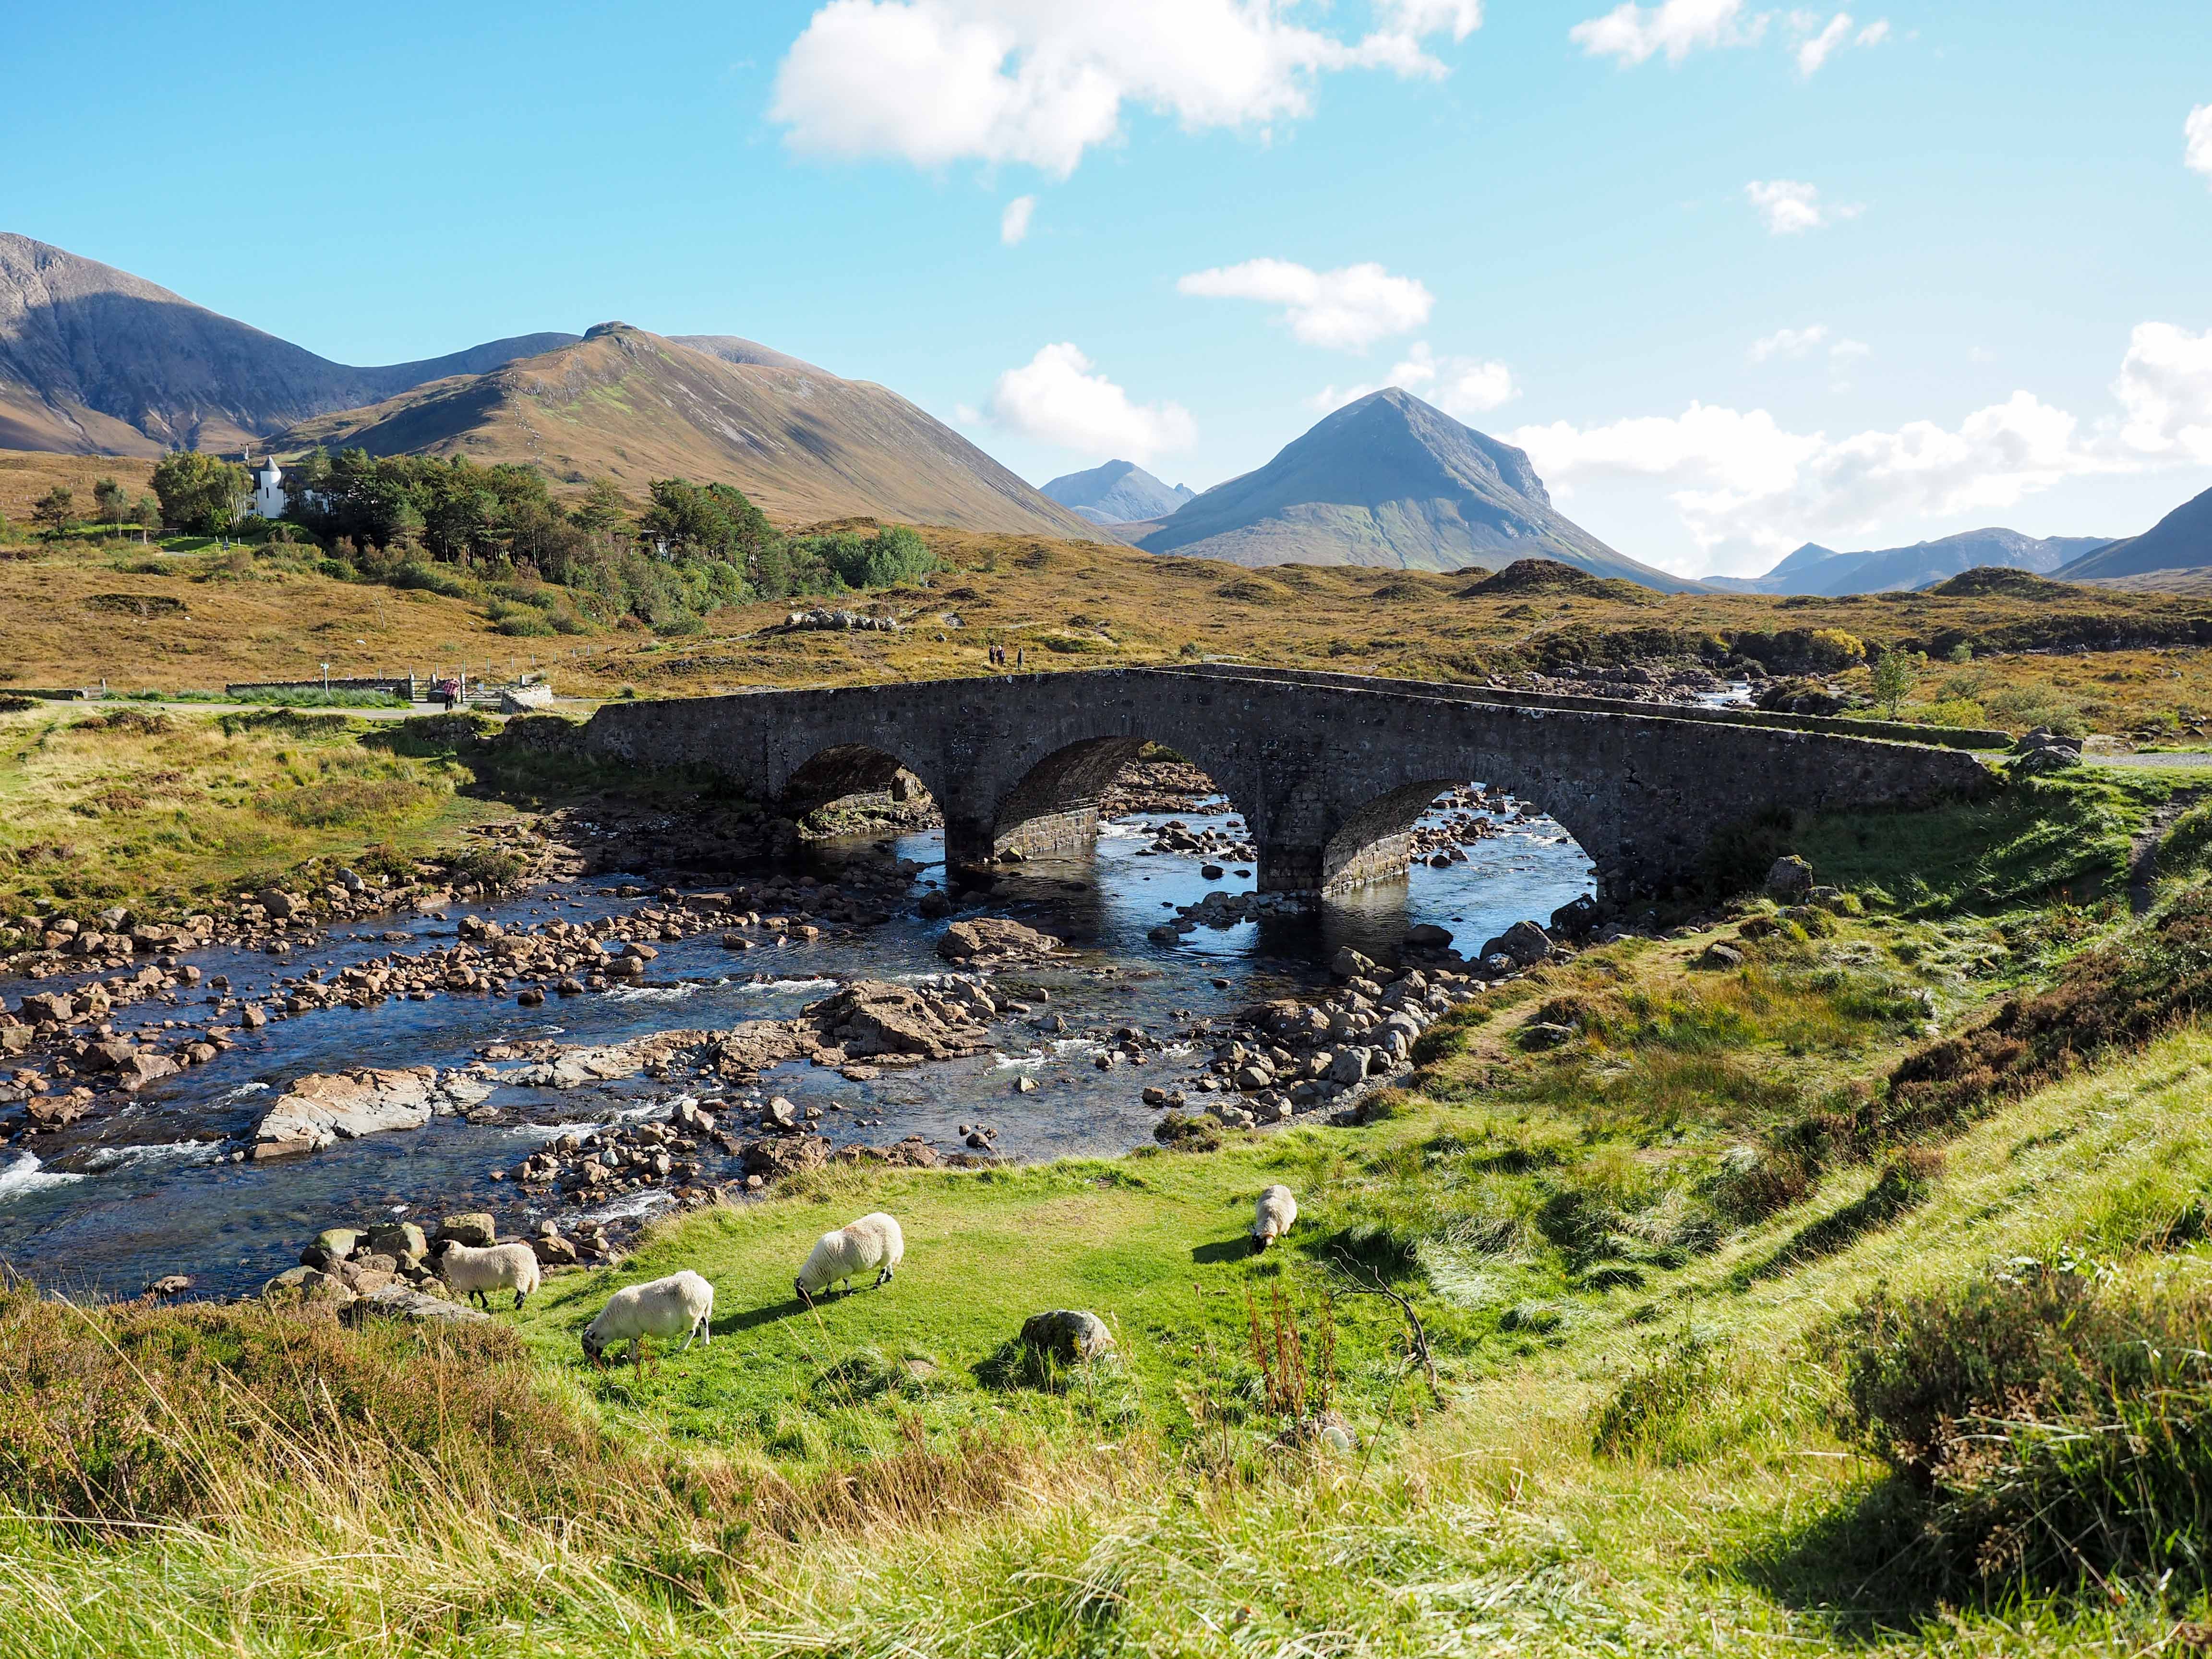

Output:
xmin=1020 ymin=1309 xmax=1114 ymax=1364
xmin=936 ymin=917 xmax=1064 ymax=965
xmin=344 ymin=1282 xmax=488 ymax=1326
xmin=251 ymin=1067 xmax=464 ymax=1158
xmin=805 ymin=980 xmax=990 ymax=1061
xmin=1404 ymin=923 xmax=1453 ymax=950
xmin=438 ymin=1212 xmax=496 ymax=1247
xmin=17 ymin=992 xmax=73 ymax=1024
xmin=367 ymin=1220 xmax=429 ymax=1261
xmin=1479 ymin=920 xmax=1553 ymax=968
xmin=741 ymin=1133 xmax=832 ymax=1180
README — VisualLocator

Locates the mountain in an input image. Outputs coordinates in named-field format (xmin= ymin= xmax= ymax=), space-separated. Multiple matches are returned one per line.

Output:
xmin=665 ymin=335 xmax=826 ymax=374
xmin=1707 ymin=527 xmax=2113 ymax=595
xmin=1134 ymin=388 xmax=1698 ymax=590
xmin=282 ymin=323 xmax=1100 ymax=538
xmin=2055 ymin=484 xmax=2212 ymax=584
xmin=0 ymin=233 xmax=577 ymax=455
xmin=1041 ymin=459 xmax=1196 ymax=526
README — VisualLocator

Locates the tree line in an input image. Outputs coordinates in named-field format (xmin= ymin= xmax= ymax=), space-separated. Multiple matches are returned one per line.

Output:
xmin=13 ymin=448 xmax=936 ymax=635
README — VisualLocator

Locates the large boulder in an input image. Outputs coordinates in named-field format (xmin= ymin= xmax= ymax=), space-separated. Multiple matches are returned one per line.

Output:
xmin=250 ymin=1068 xmax=474 ymax=1158
xmin=1478 ymin=920 xmax=1553 ymax=968
xmin=1020 ymin=1309 xmax=1115 ymax=1364
xmin=438 ymin=1212 xmax=496 ymax=1248
xmin=1765 ymin=856 xmax=1815 ymax=903
xmin=805 ymin=980 xmax=991 ymax=1061
xmin=366 ymin=1220 xmax=429 ymax=1261
xmin=343 ymin=1283 xmax=487 ymax=1326
xmin=936 ymin=917 xmax=1065 ymax=965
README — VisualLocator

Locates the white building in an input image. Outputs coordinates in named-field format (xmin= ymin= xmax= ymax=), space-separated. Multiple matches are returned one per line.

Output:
xmin=242 ymin=454 xmax=286 ymax=519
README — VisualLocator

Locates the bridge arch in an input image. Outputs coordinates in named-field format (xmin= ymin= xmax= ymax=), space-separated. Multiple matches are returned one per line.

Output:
xmin=781 ymin=743 xmax=938 ymax=836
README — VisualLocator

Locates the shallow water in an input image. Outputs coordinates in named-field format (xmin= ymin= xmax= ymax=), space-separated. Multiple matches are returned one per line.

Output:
xmin=0 ymin=794 xmax=1593 ymax=1298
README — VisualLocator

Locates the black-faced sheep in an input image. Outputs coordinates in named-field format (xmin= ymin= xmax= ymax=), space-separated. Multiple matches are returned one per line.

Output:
xmin=580 ymin=1269 xmax=715 ymax=1364
xmin=1250 ymin=1185 xmax=1298 ymax=1253
xmin=429 ymin=1238 xmax=543 ymax=1309
xmin=795 ymin=1212 xmax=904 ymax=1306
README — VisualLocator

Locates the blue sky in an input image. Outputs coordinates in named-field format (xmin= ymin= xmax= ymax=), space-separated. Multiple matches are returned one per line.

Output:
xmin=5 ymin=0 xmax=2209 ymax=576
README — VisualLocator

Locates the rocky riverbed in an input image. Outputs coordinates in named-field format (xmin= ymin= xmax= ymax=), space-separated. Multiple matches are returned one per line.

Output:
xmin=0 ymin=784 xmax=1601 ymax=1300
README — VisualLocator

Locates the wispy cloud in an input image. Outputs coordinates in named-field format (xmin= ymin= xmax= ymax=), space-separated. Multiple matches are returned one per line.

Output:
xmin=999 ymin=195 xmax=1035 ymax=245
xmin=1746 ymin=178 xmax=1862 ymax=234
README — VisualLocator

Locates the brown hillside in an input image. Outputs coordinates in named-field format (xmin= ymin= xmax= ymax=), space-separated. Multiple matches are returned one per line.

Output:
xmin=282 ymin=325 xmax=1102 ymax=539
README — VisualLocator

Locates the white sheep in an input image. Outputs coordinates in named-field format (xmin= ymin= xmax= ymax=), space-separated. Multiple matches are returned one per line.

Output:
xmin=580 ymin=1269 xmax=715 ymax=1364
xmin=795 ymin=1212 xmax=904 ymax=1306
xmin=1250 ymin=1185 xmax=1298 ymax=1254
xmin=429 ymin=1239 xmax=543 ymax=1310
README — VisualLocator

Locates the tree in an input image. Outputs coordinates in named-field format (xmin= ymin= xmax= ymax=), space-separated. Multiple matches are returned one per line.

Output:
xmin=570 ymin=477 xmax=630 ymax=536
xmin=92 ymin=476 xmax=128 ymax=527
xmin=133 ymin=495 xmax=162 ymax=543
xmin=150 ymin=451 xmax=249 ymax=535
xmin=30 ymin=486 xmax=77 ymax=539
xmin=1871 ymin=649 xmax=1923 ymax=718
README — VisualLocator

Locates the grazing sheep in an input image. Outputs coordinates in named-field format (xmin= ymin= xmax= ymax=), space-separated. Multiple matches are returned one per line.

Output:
xmin=795 ymin=1212 xmax=904 ymax=1306
xmin=581 ymin=1270 xmax=715 ymax=1364
xmin=428 ymin=1238 xmax=543 ymax=1309
xmin=1250 ymin=1185 xmax=1298 ymax=1254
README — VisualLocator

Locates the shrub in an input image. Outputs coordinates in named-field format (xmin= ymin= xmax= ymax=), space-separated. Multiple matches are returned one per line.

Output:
xmin=1879 ymin=887 xmax=2212 ymax=1139
xmin=1839 ymin=1263 xmax=2212 ymax=1588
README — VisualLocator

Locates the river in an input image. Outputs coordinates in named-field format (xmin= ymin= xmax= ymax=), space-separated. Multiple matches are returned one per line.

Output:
xmin=0 ymin=793 xmax=1594 ymax=1299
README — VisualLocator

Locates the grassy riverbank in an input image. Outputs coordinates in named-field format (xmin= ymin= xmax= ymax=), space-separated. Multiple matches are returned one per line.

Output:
xmin=11 ymin=834 xmax=2212 ymax=1652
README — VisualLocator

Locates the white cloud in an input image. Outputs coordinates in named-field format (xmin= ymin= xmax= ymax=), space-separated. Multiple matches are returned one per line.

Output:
xmin=769 ymin=0 xmax=1482 ymax=179
xmin=1788 ymin=10 xmax=1885 ymax=73
xmin=1829 ymin=337 xmax=1870 ymax=362
xmin=1178 ymin=257 xmax=1433 ymax=351
xmin=1569 ymin=0 xmax=1762 ymax=65
xmin=1793 ymin=12 xmax=1851 ymax=75
xmin=2115 ymin=322 xmax=2212 ymax=463
xmin=999 ymin=194 xmax=1035 ymax=244
xmin=2188 ymin=103 xmax=2212 ymax=184
xmin=1746 ymin=178 xmax=1861 ymax=234
xmin=1311 ymin=341 xmax=1517 ymax=418
xmin=986 ymin=342 xmax=1196 ymax=460
xmin=1750 ymin=323 xmax=1829 ymax=361
xmin=1509 ymin=322 xmax=2212 ymax=568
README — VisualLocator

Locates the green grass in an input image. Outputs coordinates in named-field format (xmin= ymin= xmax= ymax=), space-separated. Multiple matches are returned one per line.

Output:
xmin=1796 ymin=769 xmax=2172 ymax=911
xmin=12 ymin=832 xmax=2212 ymax=1651
xmin=521 ymin=1148 xmax=1464 ymax=1467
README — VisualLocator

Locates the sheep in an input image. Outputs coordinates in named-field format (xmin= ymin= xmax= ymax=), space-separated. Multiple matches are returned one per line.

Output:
xmin=1250 ymin=1185 xmax=1298 ymax=1254
xmin=428 ymin=1238 xmax=543 ymax=1310
xmin=795 ymin=1211 xmax=904 ymax=1306
xmin=580 ymin=1270 xmax=715 ymax=1364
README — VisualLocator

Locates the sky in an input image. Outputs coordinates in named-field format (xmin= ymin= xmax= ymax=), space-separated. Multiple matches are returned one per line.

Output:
xmin=4 ymin=0 xmax=2210 ymax=577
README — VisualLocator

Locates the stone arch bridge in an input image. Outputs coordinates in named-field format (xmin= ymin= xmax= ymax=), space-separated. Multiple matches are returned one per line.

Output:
xmin=582 ymin=665 xmax=1992 ymax=900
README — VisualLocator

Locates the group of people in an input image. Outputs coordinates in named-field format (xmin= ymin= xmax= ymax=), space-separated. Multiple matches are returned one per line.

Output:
xmin=986 ymin=644 xmax=1024 ymax=669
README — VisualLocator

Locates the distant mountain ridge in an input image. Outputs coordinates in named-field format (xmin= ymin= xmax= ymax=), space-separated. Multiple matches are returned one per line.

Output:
xmin=0 ymin=233 xmax=577 ymax=455
xmin=1135 ymin=388 xmax=1702 ymax=591
xmin=1707 ymin=526 xmax=2112 ymax=596
xmin=2056 ymin=484 xmax=2212 ymax=584
xmin=1041 ymin=459 xmax=1194 ymax=525
xmin=282 ymin=323 xmax=1099 ymax=538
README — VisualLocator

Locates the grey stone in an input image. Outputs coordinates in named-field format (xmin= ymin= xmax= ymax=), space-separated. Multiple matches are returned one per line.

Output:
xmin=1020 ymin=1309 xmax=1115 ymax=1364
xmin=1765 ymin=855 xmax=1815 ymax=902
xmin=438 ymin=1212 xmax=496 ymax=1247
